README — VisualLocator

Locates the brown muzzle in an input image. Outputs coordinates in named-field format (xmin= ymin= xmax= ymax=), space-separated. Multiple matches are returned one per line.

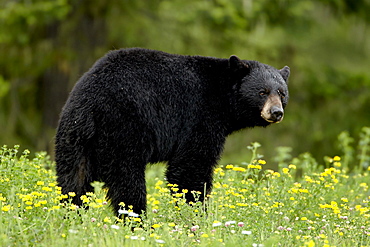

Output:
xmin=261 ymin=95 xmax=284 ymax=123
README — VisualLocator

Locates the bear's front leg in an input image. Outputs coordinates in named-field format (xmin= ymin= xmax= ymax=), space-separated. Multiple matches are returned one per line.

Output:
xmin=166 ymin=137 xmax=224 ymax=203
xmin=104 ymin=163 xmax=147 ymax=217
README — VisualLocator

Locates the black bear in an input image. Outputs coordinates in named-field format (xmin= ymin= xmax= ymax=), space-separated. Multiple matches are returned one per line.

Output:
xmin=55 ymin=48 xmax=290 ymax=216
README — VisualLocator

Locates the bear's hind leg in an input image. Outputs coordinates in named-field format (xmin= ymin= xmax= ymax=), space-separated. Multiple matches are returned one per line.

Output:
xmin=56 ymin=147 xmax=95 ymax=207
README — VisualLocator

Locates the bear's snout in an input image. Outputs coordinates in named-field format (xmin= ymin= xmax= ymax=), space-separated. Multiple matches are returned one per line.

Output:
xmin=261 ymin=95 xmax=284 ymax=123
xmin=270 ymin=106 xmax=284 ymax=123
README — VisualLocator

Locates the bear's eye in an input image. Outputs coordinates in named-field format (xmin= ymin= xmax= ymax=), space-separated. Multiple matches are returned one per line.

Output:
xmin=277 ymin=90 xmax=285 ymax=98
xmin=259 ymin=90 xmax=267 ymax=96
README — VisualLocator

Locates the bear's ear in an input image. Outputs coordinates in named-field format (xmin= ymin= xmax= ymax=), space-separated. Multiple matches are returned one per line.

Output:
xmin=229 ymin=55 xmax=250 ymax=78
xmin=279 ymin=66 xmax=290 ymax=83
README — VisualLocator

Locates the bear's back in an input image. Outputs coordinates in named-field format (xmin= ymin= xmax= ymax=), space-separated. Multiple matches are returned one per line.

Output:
xmin=71 ymin=48 xmax=226 ymax=161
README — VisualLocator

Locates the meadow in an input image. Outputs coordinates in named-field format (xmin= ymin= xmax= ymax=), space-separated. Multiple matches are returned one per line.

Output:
xmin=1 ymin=127 xmax=370 ymax=247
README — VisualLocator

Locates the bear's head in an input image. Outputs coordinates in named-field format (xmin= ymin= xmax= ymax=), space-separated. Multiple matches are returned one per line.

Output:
xmin=229 ymin=55 xmax=290 ymax=128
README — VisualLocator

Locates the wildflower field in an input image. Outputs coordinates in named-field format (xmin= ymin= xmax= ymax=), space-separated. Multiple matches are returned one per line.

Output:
xmin=1 ymin=128 xmax=370 ymax=247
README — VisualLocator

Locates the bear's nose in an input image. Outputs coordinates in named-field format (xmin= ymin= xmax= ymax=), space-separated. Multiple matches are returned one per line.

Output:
xmin=271 ymin=106 xmax=284 ymax=122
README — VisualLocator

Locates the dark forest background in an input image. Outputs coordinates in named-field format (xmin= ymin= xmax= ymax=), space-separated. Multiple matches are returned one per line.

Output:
xmin=1 ymin=0 xmax=369 ymax=166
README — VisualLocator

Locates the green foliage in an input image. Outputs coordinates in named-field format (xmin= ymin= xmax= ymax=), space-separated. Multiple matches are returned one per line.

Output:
xmin=358 ymin=127 xmax=370 ymax=169
xmin=0 ymin=0 xmax=370 ymax=162
xmin=337 ymin=127 xmax=370 ymax=171
xmin=0 ymin=75 xmax=9 ymax=98
xmin=0 ymin=145 xmax=52 ymax=196
xmin=0 ymin=0 xmax=70 ymax=44
xmin=1 ymin=128 xmax=370 ymax=246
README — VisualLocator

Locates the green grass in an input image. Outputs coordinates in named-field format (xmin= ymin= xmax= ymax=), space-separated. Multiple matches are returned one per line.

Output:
xmin=1 ymin=127 xmax=370 ymax=246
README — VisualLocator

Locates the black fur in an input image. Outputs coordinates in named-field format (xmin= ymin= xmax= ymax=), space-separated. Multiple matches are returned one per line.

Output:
xmin=55 ymin=48 xmax=289 ymax=215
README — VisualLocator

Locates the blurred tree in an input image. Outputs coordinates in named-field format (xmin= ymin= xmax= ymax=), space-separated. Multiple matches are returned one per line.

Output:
xmin=0 ymin=0 xmax=71 ymax=150
xmin=0 ymin=0 xmax=369 ymax=166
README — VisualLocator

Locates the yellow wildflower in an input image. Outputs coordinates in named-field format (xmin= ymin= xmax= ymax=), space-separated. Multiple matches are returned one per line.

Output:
xmin=103 ymin=217 xmax=111 ymax=223
xmin=258 ymin=159 xmax=266 ymax=165
xmin=305 ymin=240 xmax=315 ymax=247
xmin=333 ymin=156 xmax=341 ymax=161
xmin=152 ymin=224 xmax=161 ymax=229
xmin=1 ymin=205 xmax=11 ymax=212
xmin=42 ymin=187 xmax=52 ymax=192
xmin=273 ymin=172 xmax=281 ymax=177
xmin=334 ymin=162 xmax=341 ymax=167
xmin=68 ymin=192 xmax=76 ymax=197
xmin=319 ymin=233 xmax=327 ymax=239
xmin=155 ymin=180 xmax=163 ymax=186
xmin=288 ymin=164 xmax=296 ymax=169
xmin=232 ymin=166 xmax=246 ymax=172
